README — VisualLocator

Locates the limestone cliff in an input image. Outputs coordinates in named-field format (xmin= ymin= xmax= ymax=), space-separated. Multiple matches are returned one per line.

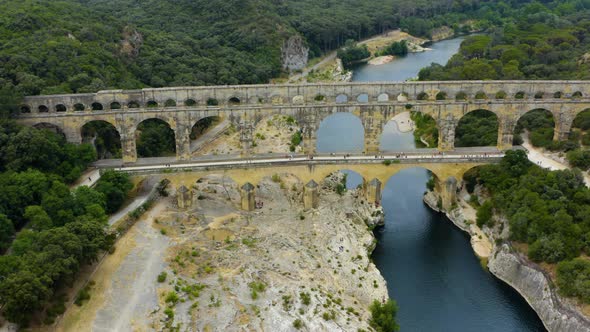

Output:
xmin=281 ymin=35 xmax=309 ymax=71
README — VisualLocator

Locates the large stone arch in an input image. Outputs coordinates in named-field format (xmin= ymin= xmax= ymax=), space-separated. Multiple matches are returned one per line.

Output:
xmin=161 ymin=161 xmax=484 ymax=209
xmin=454 ymin=109 xmax=499 ymax=148
xmin=316 ymin=111 xmax=365 ymax=153
xmin=135 ymin=117 xmax=177 ymax=158
xmin=81 ymin=120 xmax=122 ymax=159
xmin=513 ymin=108 xmax=556 ymax=145
xmin=33 ymin=122 xmax=66 ymax=139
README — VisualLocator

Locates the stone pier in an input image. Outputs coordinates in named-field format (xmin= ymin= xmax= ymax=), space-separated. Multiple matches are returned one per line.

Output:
xmin=303 ymin=180 xmax=319 ymax=210
xmin=240 ymin=182 xmax=255 ymax=211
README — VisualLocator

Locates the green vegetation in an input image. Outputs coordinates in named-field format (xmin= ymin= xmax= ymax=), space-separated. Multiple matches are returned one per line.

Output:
xmin=419 ymin=1 xmax=590 ymax=81
xmin=455 ymin=110 xmax=498 ymax=147
xmin=0 ymin=120 xmax=134 ymax=325
xmin=0 ymin=0 xmax=492 ymax=106
xmin=368 ymin=299 xmax=400 ymax=332
xmin=556 ymin=258 xmax=590 ymax=303
xmin=410 ymin=112 xmax=438 ymax=148
xmin=157 ymin=271 xmax=168 ymax=283
xmin=136 ymin=119 xmax=176 ymax=158
xmin=376 ymin=40 xmax=408 ymax=57
xmin=248 ymin=281 xmax=266 ymax=300
xmin=468 ymin=151 xmax=590 ymax=266
xmin=513 ymin=109 xmax=560 ymax=150
xmin=337 ymin=40 xmax=370 ymax=68
xmin=290 ymin=131 xmax=302 ymax=152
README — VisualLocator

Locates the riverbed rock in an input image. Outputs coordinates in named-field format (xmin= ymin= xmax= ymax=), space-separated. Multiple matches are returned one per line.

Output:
xmin=489 ymin=245 xmax=590 ymax=332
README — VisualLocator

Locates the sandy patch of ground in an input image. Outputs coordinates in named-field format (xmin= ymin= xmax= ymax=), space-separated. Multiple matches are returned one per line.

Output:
xmin=391 ymin=112 xmax=415 ymax=133
xmin=360 ymin=29 xmax=426 ymax=55
xmin=457 ymin=198 xmax=492 ymax=258
xmin=368 ymin=55 xmax=395 ymax=65
xmin=522 ymin=136 xmax=590 ymax=187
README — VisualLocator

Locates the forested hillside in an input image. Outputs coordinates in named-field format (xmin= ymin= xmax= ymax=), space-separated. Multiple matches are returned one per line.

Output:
xmin=419 ymin=1 xmax=590 ymax=80
xmin=0 ymin=0 xmax=488 ymax=110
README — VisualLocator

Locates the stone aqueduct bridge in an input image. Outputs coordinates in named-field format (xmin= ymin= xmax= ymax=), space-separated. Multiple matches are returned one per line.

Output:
xmin=125 ymin=156 xmax=496 ymax=211
xmin=17 ymin=81 xmax=590 ymax=163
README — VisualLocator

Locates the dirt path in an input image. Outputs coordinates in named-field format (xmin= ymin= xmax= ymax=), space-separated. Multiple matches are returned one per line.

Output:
xmin=93 ymin=202 xmax=169 ymax=331
xmin=522 ymin=135 xmax=590 ymax=186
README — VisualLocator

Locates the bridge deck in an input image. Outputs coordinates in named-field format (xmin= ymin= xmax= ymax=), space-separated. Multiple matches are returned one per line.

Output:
xmin=102 ymin=148 xmax=504 ymax=174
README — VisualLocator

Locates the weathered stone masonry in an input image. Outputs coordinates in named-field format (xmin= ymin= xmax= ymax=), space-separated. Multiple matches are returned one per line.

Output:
xmin=16 ymin=81 xmax=590 ymax=163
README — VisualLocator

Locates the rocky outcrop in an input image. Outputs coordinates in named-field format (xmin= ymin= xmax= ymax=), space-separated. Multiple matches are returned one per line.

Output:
xmin=120 ymin=26 xmax=143 ymax=59
xmin=281 ymin=35 xmax=309 ymax=71
xmin=489 ymin=245 xmax=590 ymax=332
xmin=424 ymin=190 xmax=590 ymax=332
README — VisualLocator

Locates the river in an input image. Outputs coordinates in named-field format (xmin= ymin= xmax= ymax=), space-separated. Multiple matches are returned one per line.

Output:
xmin=316 ymin=37 xmax=545 ymax=331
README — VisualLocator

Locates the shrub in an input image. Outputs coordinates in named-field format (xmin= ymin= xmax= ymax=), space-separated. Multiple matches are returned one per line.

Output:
xmin=368 ymin=299 xmax=399 ymax=332
xmin=157 ymin=271 xmax=167 ymax=283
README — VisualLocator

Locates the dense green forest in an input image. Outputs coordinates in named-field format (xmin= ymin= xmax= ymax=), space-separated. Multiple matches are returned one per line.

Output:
xmin=419 ymin=1 xmax=590 ymax=81
xmin=0 ymin=121 xmax=132 ymax=325
xmin=466 ymin=151 xmax=590 ymax=303
xmin=0 ymin=0 xmax=490 ymax=108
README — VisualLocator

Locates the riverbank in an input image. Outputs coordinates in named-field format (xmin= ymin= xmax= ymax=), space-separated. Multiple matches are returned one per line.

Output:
xmin=56 ymin=172 xmax=387 ymax=331
xmin=423 ymin=191 xmax=590 ymax=332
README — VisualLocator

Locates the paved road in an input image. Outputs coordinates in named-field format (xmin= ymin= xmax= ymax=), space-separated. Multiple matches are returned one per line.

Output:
xmin=108 ymin=177 xmax=159 ymax=225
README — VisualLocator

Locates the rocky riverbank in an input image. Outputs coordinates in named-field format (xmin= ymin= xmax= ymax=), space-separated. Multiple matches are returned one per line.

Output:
xmin=59 ymin=171 xmax=387 ymax=331
xmin=423 ymin=191 xmax=590 ymax=332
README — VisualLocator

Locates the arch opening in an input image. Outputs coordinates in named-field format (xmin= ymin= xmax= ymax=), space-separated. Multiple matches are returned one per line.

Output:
xmin=335 ymin=94 xmax=348 ymax=103
xmin=417 ymin=92 xmax=429 ymax=101
xmin=317 ymin=113 xmax=364 ymax=153
xmin=147 ymin=100 xmax=159 ymax=108
xmin=571 ymin=109 xmax=590 ymax=148
xmin=81 ymin=120 xmax=121 ymax=159
xmin=128 ymin=101 xmax=140 ymax=109
xmin=435 ymin=92 xmax=447 ymax=100
xmin=135 ymin=118 xmax=176 ymax=158
xmin=378 ymin=93 xmax=389 ymax=102
xmin=38 ymin=105 xmax=49 ymax=113
xmin=357 ymin=94 xmax=369 ymax=103
xmin=495 ymin=91 xmax=507 ymax=99
xmin=250 ymin=115 xmax=302 ymax=154
xmin=397 ymin=93 xmax=408 ymax=102
xmin=74 ymin=103 xmax=85 ymax=112
xmin=55 ymin=104 xmax=67 ymax=112
xmin=475 ymin=91 xmax=487 ymax=100
xmin=185 ymin=99 xmax=197 ymax=107
xmin=110 ymin=102 xmax=121 ymax=110
xmin=91 ymin=102 xmax=103 ymax=111
xmin=228 ymin=97 xmax=241 ymax=105
xmin=165 ymin=99 xmax=177 ymax=107
xmin=572 ymin=91 xmax=583 ymax=99
xmin=534 ymin=92 xmax=544 ymax=99
xmin=323 ymin=170 xmax=365 ymax=192
xmin=515 ymin=91 xmax=526 ymax=99
xmin=292 ymin=95 xmax=305 ymax=104
xmin=314 ymin=94 xmax=326 ymax=102
xmin=33 ymin=123 xmax=65 ymax=139
xmin=20 ymin=105 xmax=31 ymax=113
xmin=379 ymin=111 xmax=437 ymax=151
xmin=553 ymin=91 xmax=562 ymax=99
xmin=456 ymin=92 xmax=468 ymax=101
xmin=513 ymin=109 xmax=555 ymax=149
xmin=455 ymin=109 xmax=499 ymax=147
xmin=190 ymin=116 xmax=223 ymax=153
xmin=207 ymin=98 xmax=219 ymax=106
